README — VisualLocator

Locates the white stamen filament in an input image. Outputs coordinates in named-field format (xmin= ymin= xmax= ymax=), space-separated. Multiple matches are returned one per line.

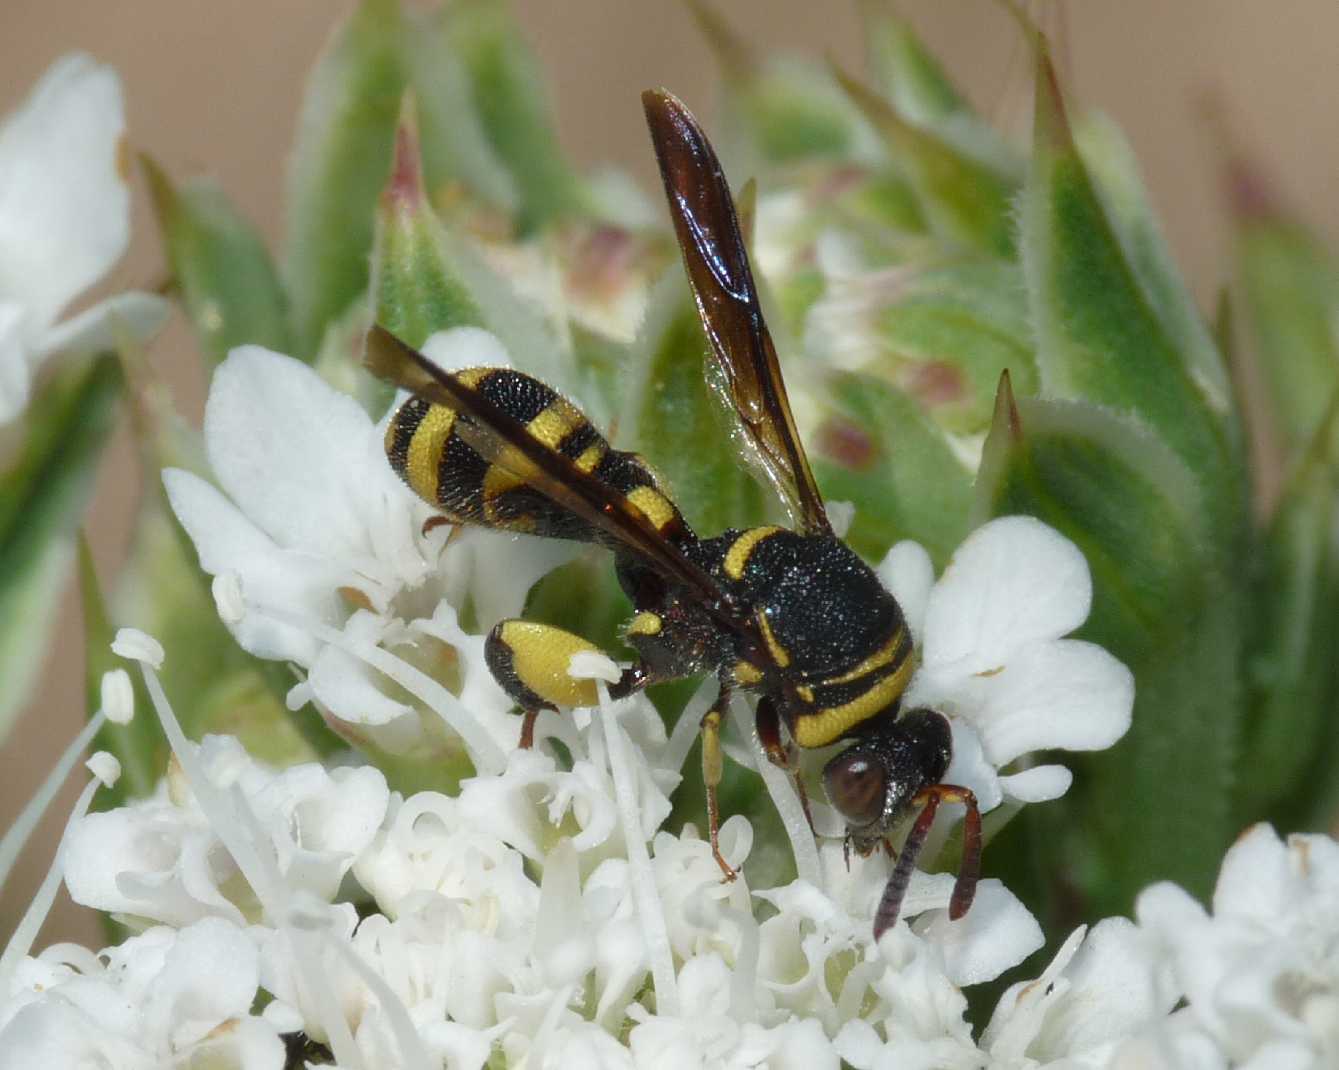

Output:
xmin=137 ymin=661 xmax=286 ymax=918
xmin=288 ymin=924 xmax=363 ymax=1068
xmin=327 ymin=930 xmax=432 ymax=1070
xmin=728 ymin=695 xmax=822 ymax=890
xmin=596 ymin=681 xmax=679 ymax=1017
xmin=247 ymin=600 xmax=507 ymax=775
xmin=0 ymin=765 xmax=104 ymax=988
xmin=663 ymin=676 xmax=717 ymax=776
xmin=0 ymin=708 xmax=106 ymax=894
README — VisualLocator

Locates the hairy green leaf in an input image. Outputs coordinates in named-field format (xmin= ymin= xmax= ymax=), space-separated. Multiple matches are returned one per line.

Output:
xmin=443 ymin=0 xmax=587 ymax=231
xmin=1021 ymin=51 xmax=1243 ymax=538
xmin=284 ymin=0 xmax=407 ymax=356
xmin=976 ymin=385 xmax=1241 ymax=917
xmin=0 ymin=357 xmax=120 ymax=744
xmin=142 ymin=157 xmax=289 ymax=367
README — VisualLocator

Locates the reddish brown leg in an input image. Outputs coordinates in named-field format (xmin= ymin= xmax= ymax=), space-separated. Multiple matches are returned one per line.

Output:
xmin=755 ymin=695 xmax=816 ymax=834
xmin=421 ymin=515 xmax=451 ymax=537
xmin=518 ymin=708 xmax=540 ymax=750
xmin=872 ymin=783 xmax=980 ymax=940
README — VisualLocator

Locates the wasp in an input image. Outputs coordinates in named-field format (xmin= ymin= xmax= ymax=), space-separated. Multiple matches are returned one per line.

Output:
xmin=366 ymin=90 xmax=981 ymax=939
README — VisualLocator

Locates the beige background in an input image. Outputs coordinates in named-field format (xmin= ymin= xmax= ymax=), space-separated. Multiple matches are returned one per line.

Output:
xmin=3 ymin=1 xmax=1337 ymax=946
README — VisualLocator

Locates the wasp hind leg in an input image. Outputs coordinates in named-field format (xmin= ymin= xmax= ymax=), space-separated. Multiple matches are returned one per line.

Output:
xmin=755 ymin=695 xmax=816 ymax=835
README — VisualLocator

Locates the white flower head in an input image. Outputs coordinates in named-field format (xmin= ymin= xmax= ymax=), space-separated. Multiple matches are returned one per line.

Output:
xmin=0 ymin=54 xmax=169 ymax=423
xmin=162 ymin=340 xmax=566 ymax=764
xmin=0 ymin=918 xmax=285 ymax=1068
xmin=1133 ymin=823 xmax=1339 ymax=1068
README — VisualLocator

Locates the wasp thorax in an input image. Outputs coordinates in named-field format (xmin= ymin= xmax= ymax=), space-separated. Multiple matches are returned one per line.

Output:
xmin=822 ymin=747 xmax=890 ymax=828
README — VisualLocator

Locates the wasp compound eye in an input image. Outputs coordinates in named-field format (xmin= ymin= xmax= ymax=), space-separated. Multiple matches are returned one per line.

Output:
xmin=822 ymin=747 xmax=889 ymax=828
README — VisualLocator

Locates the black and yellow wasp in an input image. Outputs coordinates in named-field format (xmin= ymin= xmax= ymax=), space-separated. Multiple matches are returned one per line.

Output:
xmin=366 ymin=91 xmax=981 ymax=939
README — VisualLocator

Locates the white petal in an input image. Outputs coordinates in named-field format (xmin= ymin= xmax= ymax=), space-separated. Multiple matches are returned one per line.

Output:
xmin=203 ymin=347 xmax=417 ymax=574
xmin=1032 ymin=917 xmax=1168 ymax=1059
xmin=308 ymin=637 xmax=415 ymax=727
xmin=164 ymin=467 xmax=346 ymax=664
xmin=191 ymin=1016 xmax=286 ymax=1069
xmin=918 ymin=878 xmax=1044 ymax=986
xmin=942 ymin=719 xmax=1002 ymax=813
xmin=35 ymin=291 xmax=170 ymax=358
xmin=921 ymin=516 xmax=1092 ymax=673
xmin=0 ymin=55 xmax=129 ymax=327
xmin=0 ymin=300 xmax=33 ymax=423
xmin=144 ymin=917 xmax=259 ymax=1049
xmin=0 ymin=1001 xmax=107 ymax=1069
xmin=420 ymin=325 xmax=513 ymax=371
xmin=925 ymin=639 xmax=1134 ymax=767
xmin=1211 ymin=823 xmax=1291 ymax=923
xmin=877 ymin=539 xmax=934 ymax=644
xmin=998 ymin=764 xmax=1073 ymax=804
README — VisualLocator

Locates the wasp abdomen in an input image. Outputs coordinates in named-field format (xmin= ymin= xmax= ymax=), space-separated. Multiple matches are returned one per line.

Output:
xmin=385 ymin=368 xmax=689 ymax=544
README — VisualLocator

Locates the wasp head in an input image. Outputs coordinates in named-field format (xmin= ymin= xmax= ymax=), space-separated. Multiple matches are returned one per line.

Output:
xmin=822 ymin=707 xmax=952 ymax=851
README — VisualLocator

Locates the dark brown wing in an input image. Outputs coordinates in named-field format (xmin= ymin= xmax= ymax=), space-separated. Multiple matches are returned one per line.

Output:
xmin=366 ymin=325 xmax=756 ymax=642
xmin=643 ymin=89 xmax=832 ymax=537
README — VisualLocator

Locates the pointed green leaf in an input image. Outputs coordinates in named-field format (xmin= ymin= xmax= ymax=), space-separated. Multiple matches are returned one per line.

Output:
xmin=860 ymin=1 xmax=968 ymax=123
xmin=443 ymin=0 xmax=586 ymax=231
xmin=373 ymin=107 xmax=483 ymax=348
xmin=79 ymin=537 xmax=158 ymax=806
xmin=402 ymin=3 xmax=519 ymax=215
xmin=859 ymin=2 xmax=1020 ymax=179
xmin=835 ymin=66 xmax=1017 ymax=256
xmin=1233 ymin=192 xmax=1339 ymax=458
xmin=810 ymin=372 xmax=972 ymax=567
xmin=0 ymin=356 xmax=120 ymax=743
xmin=1021 ymin=49 xmax=1243 ymax=537
xmin=284 ymin=0 xmax=407 ymax=356
xmin=142 ymin=156 xmax=289 ymax=367
xmin=370 ymin=100 xmax=571 ymax=385
xmin=623 ymin=273 xmax=771 ymax=535
xmin=975 ymin=383 xmax=1241 ymax=917
xmin=1074 ymin=115 xmax=1233 ymax=430
xmin=1239 ymin=404 xmax=1339 ymax=820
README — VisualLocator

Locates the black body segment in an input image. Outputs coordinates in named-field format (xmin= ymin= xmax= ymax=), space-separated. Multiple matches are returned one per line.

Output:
xmin=386 ymin=367 xmax=690 ymax=545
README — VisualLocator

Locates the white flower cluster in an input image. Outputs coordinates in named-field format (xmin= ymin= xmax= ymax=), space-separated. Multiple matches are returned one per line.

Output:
xmin=0 ymin=337 xmax=1148 ymax=1068
xmin=8 ymin=339 xmax=1330 ymax=1069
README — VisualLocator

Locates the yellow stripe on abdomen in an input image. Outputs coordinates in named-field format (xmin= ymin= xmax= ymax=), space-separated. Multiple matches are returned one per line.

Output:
xmin=627 ymin=485 xmax=677 ymax=532
xmin=404 ymin=404 xmax=457 ymax=505
xmin=792 ymin=653 xmax=916 ymax=748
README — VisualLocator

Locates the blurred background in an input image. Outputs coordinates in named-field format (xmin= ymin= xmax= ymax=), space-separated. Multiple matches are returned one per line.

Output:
xmin=4 ymin=0 xmax=1337 ymax=945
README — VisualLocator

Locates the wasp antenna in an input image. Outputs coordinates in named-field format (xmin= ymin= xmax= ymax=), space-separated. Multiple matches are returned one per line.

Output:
xmin=873 ymin=791 xmax=941 ymax=941
xmin=948 ymin=788 xmax=982 ymax=920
